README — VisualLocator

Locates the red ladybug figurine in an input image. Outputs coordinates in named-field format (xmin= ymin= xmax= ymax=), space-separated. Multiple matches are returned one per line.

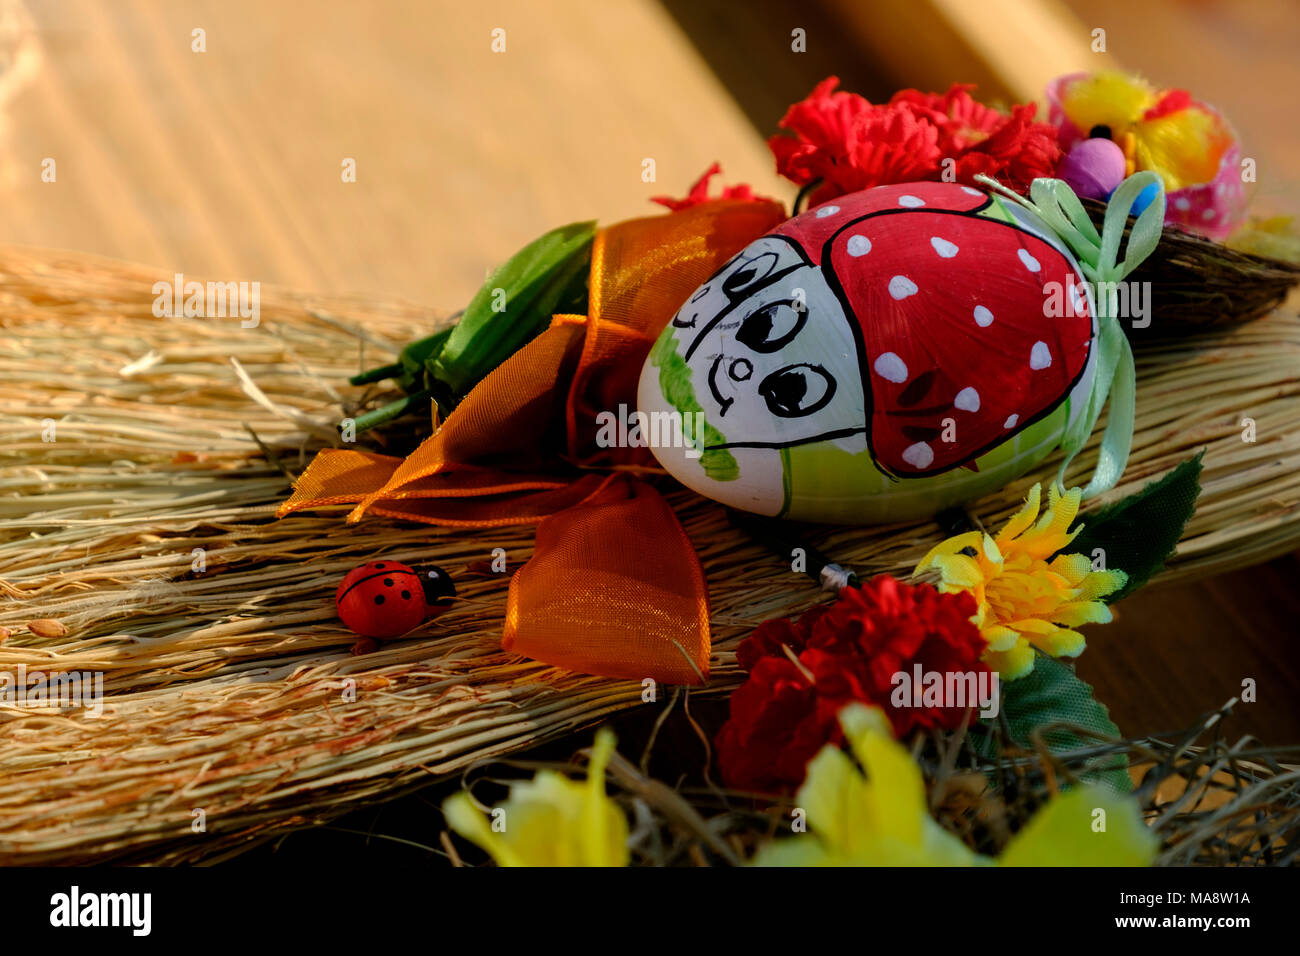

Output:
xmin=335 ymin=560 xmax=456 ymax=639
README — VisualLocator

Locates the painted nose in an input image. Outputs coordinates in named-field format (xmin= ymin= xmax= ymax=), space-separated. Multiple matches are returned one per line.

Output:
xmin=727 ymin=357 xmax=753 ymax=382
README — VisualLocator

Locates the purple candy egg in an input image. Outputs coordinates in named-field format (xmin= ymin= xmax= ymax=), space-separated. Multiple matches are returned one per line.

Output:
xmin=1057 ymin=138 xmax=1127 ymax=200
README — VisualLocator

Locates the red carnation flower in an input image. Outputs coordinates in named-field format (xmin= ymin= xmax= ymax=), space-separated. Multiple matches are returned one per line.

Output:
xmin=714 ymin=656 xmax=844 ymax=796
xmin=717 ymin=575 xmax=990 ymax=795
xmin=767 ymin=77 xmax=1061 ymax=203
xmin=735 ymin=603 xmax=828 ymax=671
xmin=651 ymin=162 xmax=775 ymax=211
xmin=767 ymin=76 xmax=875 ymax=188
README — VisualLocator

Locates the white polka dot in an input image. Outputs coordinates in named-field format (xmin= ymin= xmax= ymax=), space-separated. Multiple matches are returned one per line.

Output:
xmin=953 ymin=387 xmax=980 ymax=412
xmin=1004 ymin=414 xmax=1019 ymax=429
xmin=873 ymin=351 xmax=908 ymax=383
xmin=961 ymin=186 xmax=983 ymax=196
xmin=1175 ymin=197 xmax=1191 ymax=211
xmin=1017 ymin=248 xmax=1042 ymax=273
xmin=898 ymin=195 xmax=925 ymax=208
xmin=930 ymin=237 xmax=959 ymax=258
xmin=973 ymin=305 xmax=994 ymax=327
xmin=1202 ymin=208 xmax=1217 ymax=221
xmin=902 ymin=442 xmax=934 ymax=468
xmin=815 ymin=204 xmax=840 ymax=218
xmin=846 ymin=234 xmax=872 ymax=257
xmin=1030 ymin=341 xmax=1052 ymax=370
xmin=888 ymin=275 xmax=918 ymax=300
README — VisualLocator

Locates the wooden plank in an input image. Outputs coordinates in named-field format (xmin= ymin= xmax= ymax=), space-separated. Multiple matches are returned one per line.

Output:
xmin=0 ymin=0 xmax=784 ymax=308
xmin=822 ymin=0 xmax=1117 ymax=104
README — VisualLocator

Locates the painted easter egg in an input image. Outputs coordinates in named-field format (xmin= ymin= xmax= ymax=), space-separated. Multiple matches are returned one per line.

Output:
xmin=637 ymin=181 xmax=1097 ymax=523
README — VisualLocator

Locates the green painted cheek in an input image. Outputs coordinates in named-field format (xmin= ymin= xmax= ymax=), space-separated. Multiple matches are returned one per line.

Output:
xmin=780 ymin=402 xmax=1072 ymax=523
xmin=649 ymin=329 xmax=739 ymax=482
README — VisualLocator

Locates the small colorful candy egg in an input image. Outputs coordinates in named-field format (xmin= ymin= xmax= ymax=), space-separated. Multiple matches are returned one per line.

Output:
xmin=1126 ymin=179 xmax=1162 ymax=216
xmin=1057 ymin=137 xmax=1126 ymax=200
xmin=637 ymin=181 xmax=1097 ymax=524
xmin=336 ymin=560 xmax=451 ymax=639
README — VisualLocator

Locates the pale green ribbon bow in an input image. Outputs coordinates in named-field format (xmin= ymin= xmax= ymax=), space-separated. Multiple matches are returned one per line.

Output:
xmin=978 ymin=171 xmax=1166 ymax=498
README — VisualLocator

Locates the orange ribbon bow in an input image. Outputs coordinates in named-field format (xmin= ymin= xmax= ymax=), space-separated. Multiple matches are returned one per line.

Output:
xmin=278 ymin=199 xmax=786 ymax=684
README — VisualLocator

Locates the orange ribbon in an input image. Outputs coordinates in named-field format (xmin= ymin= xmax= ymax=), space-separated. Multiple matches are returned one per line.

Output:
xmin=278 ymin=198 xmax=785 ymax=684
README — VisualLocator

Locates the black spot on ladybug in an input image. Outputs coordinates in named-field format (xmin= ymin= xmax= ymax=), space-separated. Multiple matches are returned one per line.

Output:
xmin=896 ymin=370 xmax=937 ymax=408
xmin=383 ymin=578 xmax=394 ymax=586
xmin=375 ymin=563 xmax=385 ymax=569
xmin=373 ymin=594 xmax=385 ymax=605
xmin=401 ymin=590 xmax=411 ymax=600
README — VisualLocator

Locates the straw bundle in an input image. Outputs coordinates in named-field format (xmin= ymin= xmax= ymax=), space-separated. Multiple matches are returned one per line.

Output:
xmin=1 ymin=245 xmax=1298 ymax=864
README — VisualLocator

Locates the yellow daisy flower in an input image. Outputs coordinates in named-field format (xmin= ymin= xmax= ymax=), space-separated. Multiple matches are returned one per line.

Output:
xmin=913 ymin=484 xmax=1127 ymax=680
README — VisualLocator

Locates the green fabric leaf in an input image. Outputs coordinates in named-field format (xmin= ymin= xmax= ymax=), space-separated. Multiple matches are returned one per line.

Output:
xmin=433 ymin=220 xmax=595 ymax=396
xmin=998 ymin=785 xmax=1157 ymax=867
xmin=974 ymin=656 xmax=1130 ymax=794
xmin=1069 ymin=453 xmax=1204 ymax=602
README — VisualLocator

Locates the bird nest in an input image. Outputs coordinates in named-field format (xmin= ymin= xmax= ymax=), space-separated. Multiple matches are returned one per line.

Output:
xmin=1 ymin=245 xmax=1299 ymax=864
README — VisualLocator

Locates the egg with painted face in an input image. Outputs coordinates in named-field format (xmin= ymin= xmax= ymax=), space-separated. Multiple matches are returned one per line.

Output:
xmin=636 ymin=181 xmax=1098 ymax=523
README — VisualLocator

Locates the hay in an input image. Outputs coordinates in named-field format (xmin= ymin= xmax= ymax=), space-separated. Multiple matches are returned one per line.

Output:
xmin=1 ymin=245 xmax=1299 ymax=864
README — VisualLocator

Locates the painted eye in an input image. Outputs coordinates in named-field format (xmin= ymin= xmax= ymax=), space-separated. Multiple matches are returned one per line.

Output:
xmin=736 ymin=300 xmax=806 ymax=353
xmin=722 ymin=251 xmax=780 ymax=298
xmin=758 ymin=364 xmax=836 ymax=418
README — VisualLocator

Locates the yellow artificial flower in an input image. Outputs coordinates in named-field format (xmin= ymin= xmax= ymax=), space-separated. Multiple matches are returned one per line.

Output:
xmin=913 ymin=484 xmax=1127 ymax=680
xmin=755 ymin=704 xmax=1156 ymax=867
xmin=1055 ymin=71 xmax=1234 ymax=192
xmin=442 ymin=727 xmax=629 ymax=866
xmin=754 ymin=705 xmax=981 ymax=867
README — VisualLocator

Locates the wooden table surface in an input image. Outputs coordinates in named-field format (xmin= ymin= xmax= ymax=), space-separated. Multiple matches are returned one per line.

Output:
xmin=3 ymin=0 xmax=1297 ymax=743
xmin=0 ymin=0 xmax=784 ymax=307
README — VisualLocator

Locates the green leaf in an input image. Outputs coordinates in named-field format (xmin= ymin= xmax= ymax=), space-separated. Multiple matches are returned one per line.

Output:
xmin=998 ymin=785 xmax=1157 ymax=867
xmin=432 ymin=220 xmax=596 ymax=396
xmin=974 ymin=656 xmax=1130 ymax=794
xmin=1069 ymin=453 xmax=1203 ymax=602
